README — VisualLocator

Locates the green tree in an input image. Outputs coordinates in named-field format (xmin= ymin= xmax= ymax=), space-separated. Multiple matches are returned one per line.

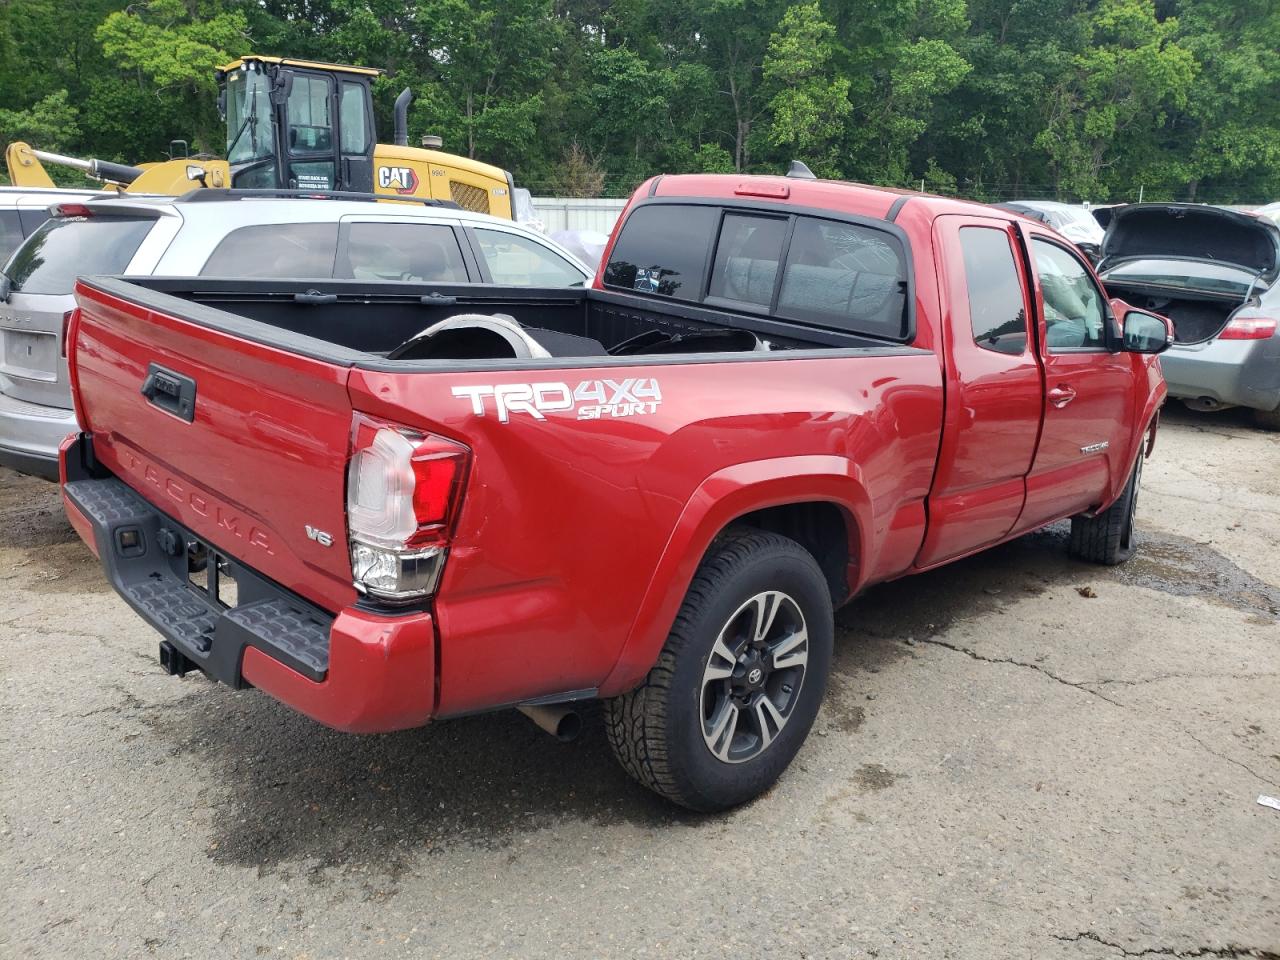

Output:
xmin=0 ymin=90 xmax=80 ymax=152
xmin=1171 ymin=0 xmax=1280 ymax=202
xmin=1034 ymin=0 xmax=1196 ymax=200
xmin=759 ymin=2 xmax=851 ymax=177
xmin=95 ymin=0 xmax=248 ymax=152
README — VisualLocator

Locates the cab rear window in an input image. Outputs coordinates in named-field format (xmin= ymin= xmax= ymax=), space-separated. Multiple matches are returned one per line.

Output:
xmin=776 ymin=217 xmax=908 ymax=340
xmin=603 ymin=202 xmax=910 ymax=341
xmin=4 ymin=215 xmax=155 ymax=295
xmin=602 ymin=204 xmax=717 ymax=299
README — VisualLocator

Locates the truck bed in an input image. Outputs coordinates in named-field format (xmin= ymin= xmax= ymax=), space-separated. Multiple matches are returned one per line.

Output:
xmin=117 ymin=276 xmax=904 ymax=360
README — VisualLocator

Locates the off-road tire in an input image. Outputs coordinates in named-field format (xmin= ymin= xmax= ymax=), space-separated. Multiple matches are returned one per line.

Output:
xmin=1252 ymin=404 xmax=1280 ymax=431
xmin=1069 ymin=453 xmax=1143 ymax=565
xmin=604 ymin=530 xmax=833 ymax=812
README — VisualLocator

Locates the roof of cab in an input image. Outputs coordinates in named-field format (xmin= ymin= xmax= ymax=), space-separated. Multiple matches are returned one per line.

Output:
xmin=648 ymin=173 xmax=1016 ymax=225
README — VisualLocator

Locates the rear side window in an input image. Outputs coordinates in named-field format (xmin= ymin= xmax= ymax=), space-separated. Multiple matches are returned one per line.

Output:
xmin=5 ymin=215 xmax=154 ymax=295
xmin=201 ymin=222 xmax=339 ymax=278
xmin=707 ymin=213 xmax=787 ymax=307
xmin=960 ymin=226 xmax=1028 ymax=355
xmin=0 ymin=211 xmax=23 ymax=265
xmin=602 ymin=204 xmax=718 ymax=299
xmin=338 ymin=222 xmax=469 ymax=282
xmin=474 ymin=228 xmax=584 ymax=286
xmin=777 ymin=217 xmax=908 ymax=339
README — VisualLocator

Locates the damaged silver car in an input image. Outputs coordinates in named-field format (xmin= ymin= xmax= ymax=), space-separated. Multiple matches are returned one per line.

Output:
xmin=1097 ymin=204 xmax=1280 ymax=430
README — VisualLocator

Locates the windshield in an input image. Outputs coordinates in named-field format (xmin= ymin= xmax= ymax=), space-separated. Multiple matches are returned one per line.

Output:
xmin=1104 ymin=258 xmax=1257 ymax=294
xmin=225 ymin=69 xmax=274 ymax=165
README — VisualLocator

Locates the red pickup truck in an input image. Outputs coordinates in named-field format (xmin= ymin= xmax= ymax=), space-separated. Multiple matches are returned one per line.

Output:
xmin=60 ymin=175 xmax=1172 ymax=810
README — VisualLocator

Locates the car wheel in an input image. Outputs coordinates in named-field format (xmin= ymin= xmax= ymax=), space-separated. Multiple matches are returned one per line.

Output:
xmin=604 ymin=530 xmax=833 ymax=812
xmin=1252 ymin=404 xmax=1280 ymax=431
xmin=1069 ymin=452 xmax=1143 ymax=565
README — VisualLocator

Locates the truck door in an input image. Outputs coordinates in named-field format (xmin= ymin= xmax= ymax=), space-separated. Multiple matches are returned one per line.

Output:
xmin=337 ymin=78 xmax=375 ymax=193
xmin=1013 ymin=225 xmax=1138 ymax=531
xmin=915 ymin=215 xmax=1043 ymax=567
xmin=281 ymin=72 xmax=338 ymax=191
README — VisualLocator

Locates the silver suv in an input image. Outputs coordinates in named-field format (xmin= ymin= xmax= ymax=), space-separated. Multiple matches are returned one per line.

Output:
xmin=0 ymin=192 xmax=592 ymax=478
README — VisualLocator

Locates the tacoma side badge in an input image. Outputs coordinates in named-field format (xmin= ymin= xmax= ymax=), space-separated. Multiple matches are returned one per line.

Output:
xmin=304 ymin=525 xmax=333 ymax=547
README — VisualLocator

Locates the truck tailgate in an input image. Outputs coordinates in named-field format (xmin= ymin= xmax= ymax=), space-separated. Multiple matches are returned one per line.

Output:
xmin=71 ymin=279 xmax=357 ymax=611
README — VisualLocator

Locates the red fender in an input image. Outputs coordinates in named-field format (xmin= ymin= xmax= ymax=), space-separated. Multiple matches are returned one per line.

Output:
xmin=596 ymin=455 xmax=872 ymax=697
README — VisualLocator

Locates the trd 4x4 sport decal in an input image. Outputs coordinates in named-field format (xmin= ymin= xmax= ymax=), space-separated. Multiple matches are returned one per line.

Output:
xmin=452 ymin=378 xmax=662 ymax=423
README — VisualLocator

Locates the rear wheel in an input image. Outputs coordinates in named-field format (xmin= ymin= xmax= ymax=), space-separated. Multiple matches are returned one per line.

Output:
xmin=604 ymin=531 xmax=833 ymax=812
xmin=1069 ymin=453 xmax=1143 ymax=565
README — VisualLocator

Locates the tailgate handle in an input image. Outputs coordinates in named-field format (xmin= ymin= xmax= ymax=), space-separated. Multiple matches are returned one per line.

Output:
xmin=294 ymin=289 xmax=338 ymax=305
xmin=141 ymin=363 xmax=196 ymax=423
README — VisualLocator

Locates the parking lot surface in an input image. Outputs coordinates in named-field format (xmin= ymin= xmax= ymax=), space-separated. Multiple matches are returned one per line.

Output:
xmin=2 ymin=405 xmax=1277 ymax=959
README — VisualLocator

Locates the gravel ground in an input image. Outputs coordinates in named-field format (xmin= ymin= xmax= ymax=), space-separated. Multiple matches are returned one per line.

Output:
xmin=1 ymin=405 xmax=1277 ymax=959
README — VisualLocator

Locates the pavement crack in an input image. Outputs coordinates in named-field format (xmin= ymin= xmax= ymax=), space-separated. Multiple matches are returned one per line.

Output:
xmin=1177 ymin=728 xmax=1279 ymax=790
xmin=1086 ymin=673 xmax=1280 ymax=687
xmin=1054 ymin=931 xmax=1280 ymax=958
xmin=914 ymin=638 xmax=1122 ymax=706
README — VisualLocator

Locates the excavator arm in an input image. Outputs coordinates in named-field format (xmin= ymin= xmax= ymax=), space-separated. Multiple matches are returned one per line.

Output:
xmin=5 ymin=140 xmax=227 ymax=194
xmin=5 ymin=142 xmax=57 ymax=188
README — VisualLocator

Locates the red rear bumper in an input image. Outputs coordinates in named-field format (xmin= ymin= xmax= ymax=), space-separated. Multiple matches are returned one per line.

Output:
xmin=240 ymin=607 xmax=435 ymax=733
xmin=61 ymin=434 xmax=437 ymax=734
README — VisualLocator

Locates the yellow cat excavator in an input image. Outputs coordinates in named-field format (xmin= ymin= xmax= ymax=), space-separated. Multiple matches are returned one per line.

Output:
xmin=5 ymin=56 xmax=517 ymax=218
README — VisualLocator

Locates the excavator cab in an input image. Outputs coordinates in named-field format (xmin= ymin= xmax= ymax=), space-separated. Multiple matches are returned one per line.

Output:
xmin=217 ymin=57 xmax=378 ymax=193
xmin=6 ymin=54 xmax=517 ymax=218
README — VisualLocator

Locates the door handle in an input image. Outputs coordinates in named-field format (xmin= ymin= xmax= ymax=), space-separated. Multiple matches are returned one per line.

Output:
xmin=141 ymin=362 xmax=196 ymax=422
xmin=1047 ymin=385 xmax=1077 ymax=408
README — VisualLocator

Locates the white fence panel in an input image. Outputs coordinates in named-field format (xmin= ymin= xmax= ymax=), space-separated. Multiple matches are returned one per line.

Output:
xmin=531 ymin=197 xmax=628 ymax=234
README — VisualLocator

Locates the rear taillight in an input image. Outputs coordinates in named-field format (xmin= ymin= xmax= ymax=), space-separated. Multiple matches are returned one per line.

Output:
xmin=1219 ymin=316 xmax=1277 ymax=340
xmin=346 ymin=414 xmax=469 ymax=604
xmin=60 ymin=309 xmax=76 ymax=358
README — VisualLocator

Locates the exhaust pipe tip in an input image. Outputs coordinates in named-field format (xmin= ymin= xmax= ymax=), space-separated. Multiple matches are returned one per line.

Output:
xmin=517 ymin=703 xmax=583 ymax=742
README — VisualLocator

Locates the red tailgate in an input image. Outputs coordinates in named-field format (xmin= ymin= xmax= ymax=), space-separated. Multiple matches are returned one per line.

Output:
xmin=71 ymin=281 xmax=357 ymax=611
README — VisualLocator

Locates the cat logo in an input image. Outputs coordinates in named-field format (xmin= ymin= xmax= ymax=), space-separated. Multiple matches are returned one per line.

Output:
xmin=377 ymin=165 xmax=419 ymax=194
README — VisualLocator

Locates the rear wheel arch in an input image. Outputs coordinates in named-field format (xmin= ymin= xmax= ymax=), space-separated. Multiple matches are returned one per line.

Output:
xmin=726 ymin=500 xmax=857 ymax=607
xmin=596 ymin=457 xmax=870 ymax=698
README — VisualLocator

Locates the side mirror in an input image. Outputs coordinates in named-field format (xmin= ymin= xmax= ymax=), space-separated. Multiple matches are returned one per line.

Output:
xmin=186 ymin=164 xmax=208 ymax=186
xmin=1121 ymin=308 xmax=1173 ymax=354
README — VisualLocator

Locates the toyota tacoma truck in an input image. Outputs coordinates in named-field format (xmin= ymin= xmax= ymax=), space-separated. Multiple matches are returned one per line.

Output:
xmin=60 ymin=174 xmax=1172 ymax=811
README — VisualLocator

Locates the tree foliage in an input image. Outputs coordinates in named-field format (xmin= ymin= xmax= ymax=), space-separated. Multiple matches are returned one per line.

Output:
xmin=0 ymin=0 xmax=1275 ymax=201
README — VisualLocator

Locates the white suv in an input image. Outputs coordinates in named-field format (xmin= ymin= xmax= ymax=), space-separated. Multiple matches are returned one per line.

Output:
xmin=0 ymin=192 xmax=592 ymax=478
